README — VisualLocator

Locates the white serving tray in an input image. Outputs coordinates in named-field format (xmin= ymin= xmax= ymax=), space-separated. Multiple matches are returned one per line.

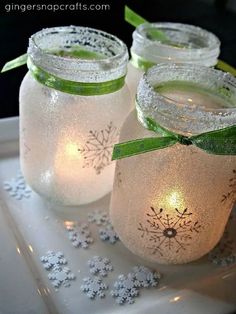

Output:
xmin=0 ymin=117 xmax=235 ymax=314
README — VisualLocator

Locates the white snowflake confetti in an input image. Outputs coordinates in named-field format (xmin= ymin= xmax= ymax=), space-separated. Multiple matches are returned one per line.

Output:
xmin=3 ymin=172 xmax=31 ymax=200
xmin=111 ymin=274 xmax=139 ymax=304
xmin=88 ymin=256 xmax=113 ymax=277
xmin=99 ymin=226 xmax=119 ymax=244
xmin=132 ymin=266 xmax=161 ymax=288
xmin=67 ymin=223 xmax=93 ymax=249
xmin=88 ymin=210 xmax=109 ymax=226
xmin=48 ymin=266 xmax=75 ymax=288
xmin=40 ymin=251 xmax=67 ymax=270
xmin=81 ymin=276 xmax=108 ymax=299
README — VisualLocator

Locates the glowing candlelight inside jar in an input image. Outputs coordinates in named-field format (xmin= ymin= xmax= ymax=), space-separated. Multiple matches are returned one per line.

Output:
xmin=110 ymin=64 xmax=236 ymax=264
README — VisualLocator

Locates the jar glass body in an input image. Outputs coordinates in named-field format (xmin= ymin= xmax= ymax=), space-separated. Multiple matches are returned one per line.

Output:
xmin=126 ymin=22 xmax=220 ymax=99
xmin=110 ymin=65 xmax=236 ymax=264
xmin=19 ymin=26 xmax=131 ymax=206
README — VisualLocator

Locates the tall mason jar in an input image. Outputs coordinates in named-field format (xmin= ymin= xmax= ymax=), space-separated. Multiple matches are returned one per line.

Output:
xmin=19 ymin=26 xmax=131 ymax=206
xmin=110 ymin=64 xmax=236 ymax=264
xmin=126 ymin=22 xmax=220 ymax=99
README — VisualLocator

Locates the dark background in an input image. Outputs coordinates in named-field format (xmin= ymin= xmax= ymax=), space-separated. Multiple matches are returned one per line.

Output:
xmin=0 ymin=0 xmax=236 ymax=119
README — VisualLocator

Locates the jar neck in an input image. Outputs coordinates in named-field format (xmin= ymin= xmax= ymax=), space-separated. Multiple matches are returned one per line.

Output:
xmin=131 ymin=23 xmax=220 ymax=69
xmin=28 ymin=26 xmax=128 ymax=83
xmin=136 ymin=64 xmax=236 ymax=136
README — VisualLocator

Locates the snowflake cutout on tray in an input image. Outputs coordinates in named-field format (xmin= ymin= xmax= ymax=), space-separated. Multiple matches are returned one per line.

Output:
xmin=88 ymin=210 xmax=109 ymax=226
xmin=138 ymin=207 xmax=202 ymax=256
xmin=3 ymin=172 xmax=31 ymax=200
xmin=67 ymin=223 xmax=93 ymax=249
xmin=48 ymin=266 xmax=75 ymax=288
xmin=78 ymin=122 xmax=119 ymax=175
xmin=111 ymin=273 xmax=139 ymax=304
xmin=40 ymin=251 xmax=67 ymax=270
xmin=132 ymin=266 xmax=161 ymax=288
xmin=99 ymin=226 xmax=119 ymax=244
xmin=81 ymin=276 xmax=108 ymax=299
xmin=88 ymin=256 xmax=113 ymax=277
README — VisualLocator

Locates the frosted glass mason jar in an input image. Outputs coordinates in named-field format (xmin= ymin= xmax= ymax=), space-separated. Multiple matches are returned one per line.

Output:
xmin=110 ymin=64 xmax=236 ymax=264
xmin=126 ymin=22 xmax=220 ymax=99
xmin=19 ymin=26 xmax=131 ymax=206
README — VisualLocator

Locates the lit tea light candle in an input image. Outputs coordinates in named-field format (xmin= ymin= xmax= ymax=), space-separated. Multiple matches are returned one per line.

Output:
xmin=110 ymin=64 xmax=236 ymax=264
xmin=19 ymin=26 xmax=131 ymax=206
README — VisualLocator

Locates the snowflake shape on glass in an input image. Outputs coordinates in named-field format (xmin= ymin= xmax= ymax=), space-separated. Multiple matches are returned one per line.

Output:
xmin=99 ymin=226 xmax=119 ymax=244
xmin=78 ymin=121 xmax=119 ymax=175
xmin=88 ymin=210 xmax=109 ymax=226
xmin=88 ymin=256 xmax=113 ymax=277
xmin=111 ymin=273 xmax=139 ymax=304
xmin=81 ymin=276 xmax=108 ymax=299
xmin=67 ymin=223 xmax=93 ymax=249
xmin=40 ymin=251 xmax=67 ymax=270
xmin=138 ymin=207 xmax=202 ymax=256
xmin=132 ymin=266 xmax=161 ymax=288
xmin=3 ymin=172 xmax=31 ymax=200
xmin=221 ymin=169 xmax=236 ymax=205
xmin=48 ymin=266 xmax=75 ymax=288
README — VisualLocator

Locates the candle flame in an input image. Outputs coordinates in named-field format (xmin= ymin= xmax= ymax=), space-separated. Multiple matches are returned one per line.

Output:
xmin=65 ymin=142 xmax=80 ymax=160
xmin=166 ymin=190 xmax=184 ymax=208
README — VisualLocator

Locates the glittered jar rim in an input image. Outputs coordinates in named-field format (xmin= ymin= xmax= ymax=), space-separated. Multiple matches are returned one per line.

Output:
xmin=131 ymin=23 xmax=220 ymax=67
xmin=28 ymin=26 xmax=128 ymax=82
xmin=137 ymin=63 xmax=236 ymax=136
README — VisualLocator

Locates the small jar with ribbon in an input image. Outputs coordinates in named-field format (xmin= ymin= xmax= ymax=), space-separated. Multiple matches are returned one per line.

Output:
xmin=18 ymin=26 xmax=131 ymax=206
xmin=111 ymin=63 xmax=236 ymax=264
xmin=126 ymin=22 xmax=220 ymax=99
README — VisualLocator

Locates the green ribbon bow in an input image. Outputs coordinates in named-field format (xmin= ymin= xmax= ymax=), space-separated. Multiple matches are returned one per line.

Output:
xmin=125 ymin=5 xmax=236 ymax=76
xmin=1 ymin=52 xmax=125 ymax=96
xmin=112 ymin=116 xmax=236 ymax=160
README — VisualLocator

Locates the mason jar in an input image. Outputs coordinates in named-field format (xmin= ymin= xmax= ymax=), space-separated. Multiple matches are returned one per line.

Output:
xmin=19 ymin=26 xmax=131 ymax=206
xmin=126 ymin=22 xmax=220 ymax=99
xmin=110 ymin=64 xmax=236 ymax=264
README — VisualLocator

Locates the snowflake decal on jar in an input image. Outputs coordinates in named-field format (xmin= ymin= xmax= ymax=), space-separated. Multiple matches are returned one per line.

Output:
xmin=221 ymin=169 xmax=236 ymax=205
xmin=138 ymin=207 xmax=202 ymax=256
xmin=78 ymin=122 xmax=119 ymax=175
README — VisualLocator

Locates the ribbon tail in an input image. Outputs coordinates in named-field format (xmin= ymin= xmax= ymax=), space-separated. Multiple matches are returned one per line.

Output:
xmin=1 ymin=53 xmax=28 ymax=73
xmin=112 ymin=137 xmax=177 ymax=160
xmin=216 ymin=59 xmax=236 ymax=77
xmin=191 ymin=125 xmax=236 ymax=155
xmin=124 ymin=5 xmax=147 ymax=28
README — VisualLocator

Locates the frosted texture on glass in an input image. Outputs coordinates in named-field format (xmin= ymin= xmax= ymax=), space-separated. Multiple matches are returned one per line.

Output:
xmin=110 ymin=111 xmax=236 ymax=264
xmin=20 ymin=73 xmax=131 ymax=206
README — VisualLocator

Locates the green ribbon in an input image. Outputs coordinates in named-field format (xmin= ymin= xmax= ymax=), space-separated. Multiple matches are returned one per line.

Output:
xmin=27 ymin=58 xmax=125 ymax=96
xmin=1 ymin=53 xmax=27 ymax=73
xmin=1 ymin=55 xmax=125 ymax=95
xmin=130 ymin=52 xmax=156 ymax=71
xmin=112 ymin=116 xmax=236 ymax=160
xmin=125 ymin=5 xmax=236 ymax=76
